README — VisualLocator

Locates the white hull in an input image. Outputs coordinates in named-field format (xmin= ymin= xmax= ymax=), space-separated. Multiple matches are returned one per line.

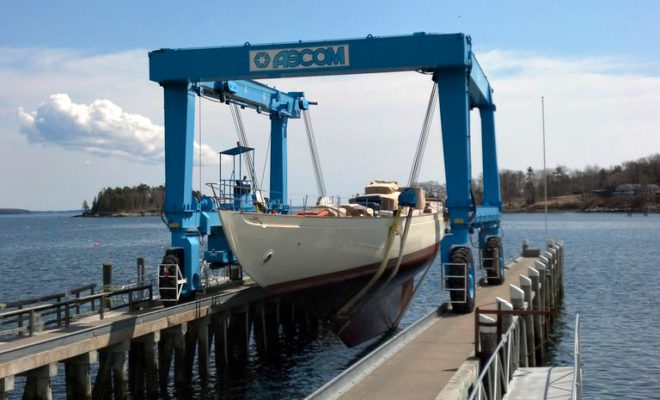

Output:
xmin=218 ymin=209 xmax=445 ymax=292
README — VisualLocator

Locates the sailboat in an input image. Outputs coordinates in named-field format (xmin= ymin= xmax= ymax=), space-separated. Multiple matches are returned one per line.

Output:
xmin=217 ymin=85 xmax=442 ymax=346
xmin=218 ymin=180 xmax=444 ymax=346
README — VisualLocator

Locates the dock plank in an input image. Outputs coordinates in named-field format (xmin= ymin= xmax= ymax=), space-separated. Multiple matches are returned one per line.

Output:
xmin=339 ymin=257 xmax=539 ymax=400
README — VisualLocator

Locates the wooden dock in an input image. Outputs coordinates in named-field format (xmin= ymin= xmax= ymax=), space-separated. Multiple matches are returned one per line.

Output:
xmin=0 ymin=281 xmax=278 ymax=399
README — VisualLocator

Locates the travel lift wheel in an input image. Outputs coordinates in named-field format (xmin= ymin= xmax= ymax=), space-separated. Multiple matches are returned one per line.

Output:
xmin=158 ymin=252 xmax=188 ymax=306
xmin=449 ymin=247 xmax=476 ymax=313
xmin=484 ymin=237 xmax=505 ymax=285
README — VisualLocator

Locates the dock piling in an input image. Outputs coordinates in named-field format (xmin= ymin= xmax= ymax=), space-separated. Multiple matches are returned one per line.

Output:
xmin=110 ymin=342 xmax=129 ymax=400
xmin=158 ymin=327 xmax=175 ymax=394
xmin=172 ymin=323 xmax=188 ymax=387
xmin=528 ymin=266 xmax=545 ymax=365
xmin=519 ymin=275 xmax=536 ymax=367
xmin=92 ymin=349 xmax=112 ymax=400
xmin=212 ymin=312 xmax=229 ymax=368
xmin=478 ymin=314 xmax=498 ymax=399
xmin=0 ymin=376 xmax=13 ymax=400
xmin=509 ymin=285 xmax=526 ymax=369
xmin=228 ymin=306 xmax=250 ymax=364
xmin=64 ymin=351 xmax=96 ymax=400
xmin=23 ymin=364 xmax=57 ymax=400
xmin=185 ymin=317 xmax=210 ymax=382
xmin=102 ymin=263 xmax=112 ymax=310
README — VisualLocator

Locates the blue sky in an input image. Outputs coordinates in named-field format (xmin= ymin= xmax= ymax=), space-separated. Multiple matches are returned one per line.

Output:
xmin=1 ymin=1 xmax=659 ymax=209
xmin=2 ymin=1 xmax=657 ymax=60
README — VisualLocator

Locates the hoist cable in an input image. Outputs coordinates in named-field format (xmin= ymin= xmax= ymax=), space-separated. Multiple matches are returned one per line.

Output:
xmin=260 ymin=134 xmax=271 ymax=194
xmin=302 ymin=109 xmax=327 ymax=199
xmin=408 ymin=82 xmax=438 ymax=187
xmin=229 ymin=104 xmax=258 ymax=188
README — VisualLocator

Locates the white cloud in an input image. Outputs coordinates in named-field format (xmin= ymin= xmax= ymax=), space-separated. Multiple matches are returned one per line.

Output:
xmin=476 ymin=50 xmax=660 ymax=172
xmin=17 ymin=93 xmax=217 ymax=165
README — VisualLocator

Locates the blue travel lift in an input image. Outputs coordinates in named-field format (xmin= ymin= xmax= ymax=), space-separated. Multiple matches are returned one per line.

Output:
xmin=149 ymin=32 xmax=504 ymax=311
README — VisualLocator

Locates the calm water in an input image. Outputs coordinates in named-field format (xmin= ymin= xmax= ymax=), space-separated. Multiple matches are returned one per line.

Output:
xmin=1 ymin=212 xmax=659 ymax=399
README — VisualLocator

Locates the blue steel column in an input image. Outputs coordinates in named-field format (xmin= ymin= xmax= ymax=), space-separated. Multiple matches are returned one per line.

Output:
xmin=163 ymin=82 xmax=200 ymax=295
xmin=480 ymin=105 xmax=502 ymax=210
xmin=434 ymin=69 xmax=472 ymax=262
xmin=479 ymin=105 xmax=502 ymax=244
xmin=270 ymin=115 xmax=288 ymax=207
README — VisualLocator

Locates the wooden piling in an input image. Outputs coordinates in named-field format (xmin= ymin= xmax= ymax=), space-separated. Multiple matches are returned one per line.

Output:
xmin=172 ymin=324 xmax=187 ymax=387
xmin=110 ymin=342 xmax=129 ymax=400
xmin=528 ymin=266 xmax=545 ymax=365
xmin=478 ymin=314 xmax=498 ymax=399
xmin=158 ymin=327 xmax=175 ymax=394
xmin=549 ymin=243 xmax=563 ymax=299
xmin=212 ymin=312 xmax=229 ymax=369
xmin=23 ymin=364 xmax=57 ymax=400
xmin=143 ymin=332 xmax=160 ymax=400
xmin=92 ymin=349 xmax=112 ymax=400
xmin=0 ymin=376 xmax=14 ymax=400
xmin=228 ymin=305 xmax=250 ymax=364
xmin=279 ymin=301 xmax=297 ymax=340
xmin=128 ymin=342 xmax=141 ymax=398
xmin=137 ymin=258 xmax=145 ymax=288
xmin=64 ymin=351 xmax=96 ymax=400
xmin=496 ymin=297 xmax=513 ymax=392
xmin=197 ymin=317 xmax=210 ymax=382
xmin=251 ymin=301 xmax=268 ymax=356
xmin=536 ymin=259 xmax=551 ymax=337
xmin=509 ymin=285 xmax=526 ymax=369
xmin=519 ymin=275 xmax=536 ymax=367
xmin=102 ymin=263 xmax=112 ymax=310
xmin=185 ymin=317 xmax=210 ymax=382
xmin=541 ymin=253 xmax=555 ymax=314
xmin=130 ymin=332 xmax=159 ymax=400
xmin=264 ymin=299 xmax=281 ymax=348
xmin=184 ymin=323 xmax=197 ymax=382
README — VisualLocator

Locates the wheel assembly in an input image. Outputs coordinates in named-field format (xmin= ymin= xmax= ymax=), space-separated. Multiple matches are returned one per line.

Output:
xmin=484 ymin=237 xmax=504 ymax=285
xmin=448 ymin=247 xmax=476 ymax=313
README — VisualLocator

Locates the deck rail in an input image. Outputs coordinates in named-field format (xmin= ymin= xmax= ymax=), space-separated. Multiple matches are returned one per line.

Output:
xmin=572 ymin=314 xmax=582 ymax=400
xmin=0 ymin=284 xmax=153 ymax=338
xmin=468 ymin=313 xmax=522 ymax=400
xmin=468 ymin=310 xmax=580 ymax=400
xmin=0 ymin=284 xmax=97 ymax=311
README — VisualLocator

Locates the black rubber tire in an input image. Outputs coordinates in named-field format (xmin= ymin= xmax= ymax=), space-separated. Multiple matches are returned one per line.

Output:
xmin=449 ymin=247 xmax=476 ymax=313
xmin=484 ymin=237 xmax=504 ymax=285
xmin=159 ymin=253 xmax=180 ymax=306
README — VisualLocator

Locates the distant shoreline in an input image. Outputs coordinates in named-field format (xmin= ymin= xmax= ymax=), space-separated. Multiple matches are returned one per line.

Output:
xmin=0 ymin=208 xmax=30 ymax=215
xmin=74 ymin=207 xmax=658 ymax=217
xmin=79 ymin=210 xmax=160 ymax=217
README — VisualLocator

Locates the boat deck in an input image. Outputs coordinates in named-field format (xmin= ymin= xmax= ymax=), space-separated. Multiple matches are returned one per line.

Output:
xmin=335 ymin=256 xmax=540 ymax=400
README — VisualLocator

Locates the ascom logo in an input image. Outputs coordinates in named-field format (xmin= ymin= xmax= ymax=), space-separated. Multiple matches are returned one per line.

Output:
xmin=249 ymin=45 xmax=350 ymax=72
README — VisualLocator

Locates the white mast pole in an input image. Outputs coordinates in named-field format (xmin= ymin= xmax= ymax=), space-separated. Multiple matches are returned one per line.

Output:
xmin=542 ymin=97 xmax=548 ymax=239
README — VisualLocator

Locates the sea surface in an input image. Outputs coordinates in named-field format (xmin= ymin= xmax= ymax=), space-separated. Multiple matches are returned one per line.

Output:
xmin=0 ymin=212 xmax=659 ymax=399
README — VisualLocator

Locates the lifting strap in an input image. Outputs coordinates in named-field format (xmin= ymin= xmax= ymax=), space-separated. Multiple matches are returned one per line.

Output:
xmin=336 ymin=83 xmax=438 ymax=324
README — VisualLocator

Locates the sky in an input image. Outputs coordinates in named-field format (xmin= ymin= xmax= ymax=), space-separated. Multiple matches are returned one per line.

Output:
xmin=1 ymin=0 xmax=659 ymax=210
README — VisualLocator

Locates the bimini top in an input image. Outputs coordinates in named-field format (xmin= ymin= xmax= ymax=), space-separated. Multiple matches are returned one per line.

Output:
xmin=220 ymin=145 xmax=254 ymax=156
